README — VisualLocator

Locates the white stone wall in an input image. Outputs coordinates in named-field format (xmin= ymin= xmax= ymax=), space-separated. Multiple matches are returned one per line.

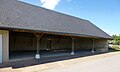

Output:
xmin=0 ymin=30 xmax=9 ymax=62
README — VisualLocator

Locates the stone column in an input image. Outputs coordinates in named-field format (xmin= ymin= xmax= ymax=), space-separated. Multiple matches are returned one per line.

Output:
xmin=91 ymin=39 xmax=95 ymax=53
xmin=71 ymin=38 xmax=75 ymax=55
xmin=0 ymin=30 xmax=9 ymax=62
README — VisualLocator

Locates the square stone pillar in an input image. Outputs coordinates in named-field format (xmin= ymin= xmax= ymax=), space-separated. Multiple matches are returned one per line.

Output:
xmin=0 ymin=30 xmax=9 ymax=62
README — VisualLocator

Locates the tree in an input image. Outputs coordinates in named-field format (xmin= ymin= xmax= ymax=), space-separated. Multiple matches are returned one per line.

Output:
xmin=111 ymin=35 xmax=120 ymax=45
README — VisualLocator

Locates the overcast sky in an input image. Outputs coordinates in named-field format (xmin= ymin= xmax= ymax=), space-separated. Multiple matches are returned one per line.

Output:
xmin=19 ymin=0 xmax=120 ymax=36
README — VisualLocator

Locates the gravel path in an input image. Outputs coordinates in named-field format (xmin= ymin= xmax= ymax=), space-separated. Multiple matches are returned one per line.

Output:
xmin=1 ymin=52 xmax=120 ymax=72
xmin=42 ymin=53 xmax=120 ymax=72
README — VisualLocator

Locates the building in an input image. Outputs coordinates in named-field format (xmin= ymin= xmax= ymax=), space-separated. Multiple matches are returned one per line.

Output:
xmin=0 ymin=0 xmax=112 ymax=63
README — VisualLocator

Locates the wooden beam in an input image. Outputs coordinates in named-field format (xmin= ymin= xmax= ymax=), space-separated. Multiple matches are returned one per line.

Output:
xmin=10 ymin=28 xmax=100 ymax=39
xmin=34 ymin=33 xmax=44 ymax=59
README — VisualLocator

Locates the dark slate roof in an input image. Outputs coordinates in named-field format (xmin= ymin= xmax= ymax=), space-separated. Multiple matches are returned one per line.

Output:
xmin=0 ymin=0 xmax=112 ymax=39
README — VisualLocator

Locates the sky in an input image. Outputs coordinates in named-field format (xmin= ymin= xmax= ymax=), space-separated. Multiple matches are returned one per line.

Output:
xmin=19 ymin=0 xmax=120 ymax=36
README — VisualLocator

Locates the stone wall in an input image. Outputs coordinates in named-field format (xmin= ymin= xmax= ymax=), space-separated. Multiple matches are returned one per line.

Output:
xmin=95 ymin=39 xmax=108 ymax=52
xmin=0 ymin=30 xmax=9 ymax=62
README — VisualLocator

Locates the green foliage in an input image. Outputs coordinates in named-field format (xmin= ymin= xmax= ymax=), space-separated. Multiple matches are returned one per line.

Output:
xmin=110 ymin=34 xmax=120 ymax=45
xmin=111 ymin=45 xmax=120 ymax=50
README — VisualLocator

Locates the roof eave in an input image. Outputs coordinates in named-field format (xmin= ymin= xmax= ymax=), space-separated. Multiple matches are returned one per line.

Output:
xmin=0 ymin=26 xmax=112 ymax=39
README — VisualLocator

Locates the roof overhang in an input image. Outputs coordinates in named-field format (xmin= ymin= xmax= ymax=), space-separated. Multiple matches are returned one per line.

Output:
xmin=0 ymin=26 xmax=112 ymax=39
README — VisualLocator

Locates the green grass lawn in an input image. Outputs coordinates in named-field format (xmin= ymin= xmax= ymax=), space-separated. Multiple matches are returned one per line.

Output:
xmin=109 ymin=45 xmax=120 ymax=52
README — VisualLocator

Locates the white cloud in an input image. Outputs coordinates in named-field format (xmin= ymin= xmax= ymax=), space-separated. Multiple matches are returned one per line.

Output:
xmin=40 ymin=0 xmax=61 ymax=10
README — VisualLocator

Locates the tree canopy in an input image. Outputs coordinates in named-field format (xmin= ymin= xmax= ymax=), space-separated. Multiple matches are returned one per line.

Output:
xmin=110 ymin=34 xmax=120 ymax=45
